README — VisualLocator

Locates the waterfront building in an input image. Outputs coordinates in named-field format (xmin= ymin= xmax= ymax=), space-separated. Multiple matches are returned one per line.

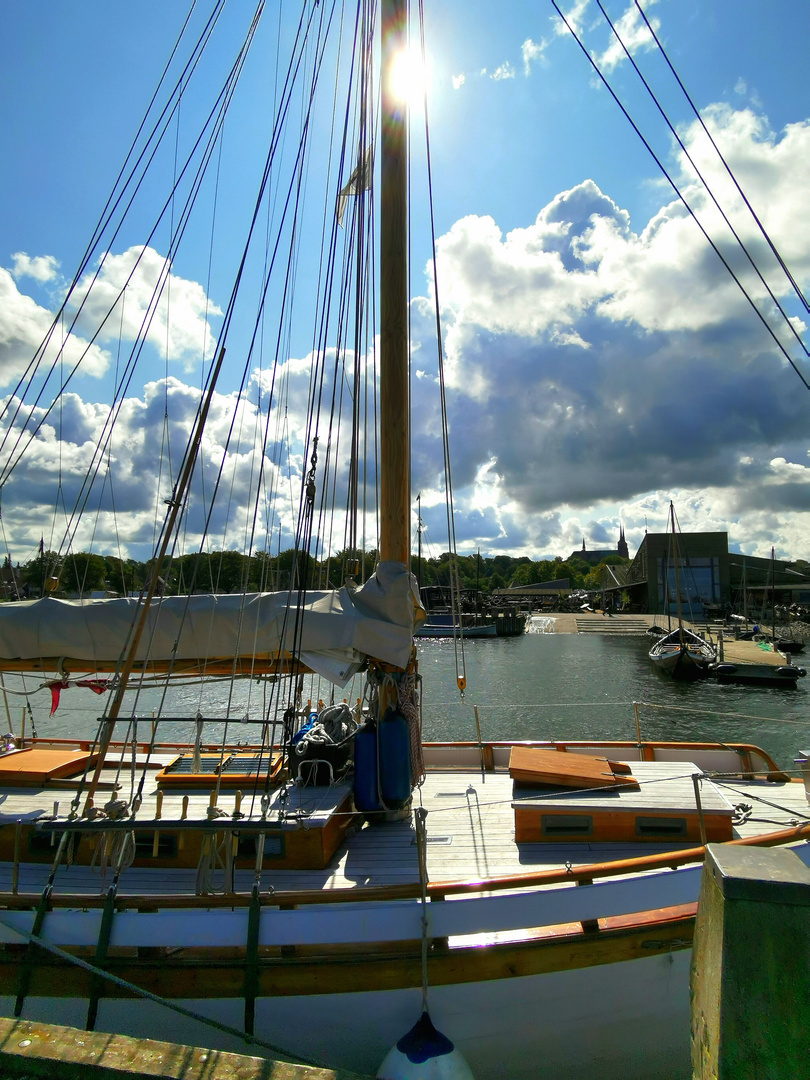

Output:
xmin=611 ymin=532 xmax=810 ymax=617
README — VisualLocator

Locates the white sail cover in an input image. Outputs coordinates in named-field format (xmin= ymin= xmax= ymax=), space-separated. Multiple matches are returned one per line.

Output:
xmin=0 ymin=561 xmax=424 ymax=687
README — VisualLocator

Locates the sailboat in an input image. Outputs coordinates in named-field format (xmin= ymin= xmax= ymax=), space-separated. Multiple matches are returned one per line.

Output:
xmin=648 ymin=503 xmax=717 ymax=680
xmin=0 ymin=6 xmax=807 ymax=1080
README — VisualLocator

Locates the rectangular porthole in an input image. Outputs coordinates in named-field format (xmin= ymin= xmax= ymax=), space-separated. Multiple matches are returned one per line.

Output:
xmin=28 ymin=831 xmax=55 ymax=855
xmin=541 ymin=815 xmax=593 ymax=837
xmin=134 ymin=833 xmax=178 ymax=859
xmin=636 ymin=817 xmax=688 ymax=838
xmin=237 ymin=833 xmax=285 ymax=859
xmin=263 ymin=834 xmax=284 ymax=857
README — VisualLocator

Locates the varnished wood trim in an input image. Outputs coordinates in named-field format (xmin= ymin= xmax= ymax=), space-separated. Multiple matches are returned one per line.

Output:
xmin=0 ymin=906 xmax=697 ymax=999
xmin=423 ymin=740 xmax=787 ymax=778
xmin=430 ymin=822 xmax=810 ymax=895
xmin=0 ymin=823 xmax=805 ymax=912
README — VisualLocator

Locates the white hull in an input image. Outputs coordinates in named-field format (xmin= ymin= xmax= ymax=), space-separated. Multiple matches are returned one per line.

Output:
xmin=649 ymin=628 xmax=716 ymax=678
xmin=415 ymin=623 xmax=498 ymax=638
xmin=3 ymin=841 xmax=808 ymax=1077
xmin=4 ymin=951 xmax=693 ymax=1080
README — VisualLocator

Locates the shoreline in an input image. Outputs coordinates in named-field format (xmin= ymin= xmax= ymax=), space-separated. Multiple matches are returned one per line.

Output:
xmin=527 ymin=613 xmax=795 ymax=667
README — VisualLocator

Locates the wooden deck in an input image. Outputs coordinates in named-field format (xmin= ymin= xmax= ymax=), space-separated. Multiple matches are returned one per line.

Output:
xmin=0 ymin=751 xmax=806 ymax=898
xmin=536 ymin=613 xmax=801 ymax=669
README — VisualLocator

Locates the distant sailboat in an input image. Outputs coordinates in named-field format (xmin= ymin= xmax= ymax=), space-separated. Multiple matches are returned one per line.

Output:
xmin=649 ymin=503 xmax=716 ymax=679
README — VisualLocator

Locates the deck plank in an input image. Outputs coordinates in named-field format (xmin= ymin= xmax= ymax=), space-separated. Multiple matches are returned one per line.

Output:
xmin=0 ymin=758 xmax=805 ymax=898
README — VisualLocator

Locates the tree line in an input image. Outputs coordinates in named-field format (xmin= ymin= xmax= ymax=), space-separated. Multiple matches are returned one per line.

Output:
xmin=11 ymin=548 xmax=630 ymax=598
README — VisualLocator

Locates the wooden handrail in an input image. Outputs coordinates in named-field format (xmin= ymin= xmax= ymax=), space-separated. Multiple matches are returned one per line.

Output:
xmin=425 ymin=739 xmax=785 ymax=772
xmin=20 ymin=736 xmax=788 ymax=778
xmin=426 ymin=821 xmax=810 ymax=896
xmin=1 ymin=822 xmax=806 ymax=912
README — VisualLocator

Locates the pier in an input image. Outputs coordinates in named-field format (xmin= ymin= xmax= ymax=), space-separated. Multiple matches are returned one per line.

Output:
xmin=0 ymin=1016 xmax=371 ymax=1079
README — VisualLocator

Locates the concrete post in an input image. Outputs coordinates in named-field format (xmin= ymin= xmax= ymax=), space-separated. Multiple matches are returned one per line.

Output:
xmin=691 ymin=842 xmax=810 ymax=1078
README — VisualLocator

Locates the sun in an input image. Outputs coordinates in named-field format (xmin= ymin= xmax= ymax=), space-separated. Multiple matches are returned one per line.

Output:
xmin=388 ymin=46 xmax=430 ymax=113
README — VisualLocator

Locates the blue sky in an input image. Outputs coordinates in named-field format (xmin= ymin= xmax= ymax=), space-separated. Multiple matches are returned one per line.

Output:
xmin=2 ymin=0 xmax=810 ymax=571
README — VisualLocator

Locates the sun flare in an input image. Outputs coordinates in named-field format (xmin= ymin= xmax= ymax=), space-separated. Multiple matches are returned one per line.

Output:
xmin=389 ymin=46 xmax=430 ymax=111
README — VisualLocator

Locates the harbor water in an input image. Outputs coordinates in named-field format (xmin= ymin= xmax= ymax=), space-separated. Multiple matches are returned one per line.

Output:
xmin=2 ymin=630 xmax=807 ymax=771
xmin=417 ymin=632 xmax=809 ymax=771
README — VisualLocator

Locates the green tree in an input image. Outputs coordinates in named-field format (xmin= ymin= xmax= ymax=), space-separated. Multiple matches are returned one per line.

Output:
xmin=61 ymin=553 xmax=107 ymax=596
xmin=510 ymin=563 xmax=532 ymax=587
xmin=271 ymin=548 xmax=315 ymax=590
xmin=177 ymin=552 xmax=214 ymax=593
xmin=211 ymin=550 xmax=248 ymax=594
xmin=20 ymin=550 xmax=62 ymax=595
xmin=103 ymin=556 xmax=137 ymax=595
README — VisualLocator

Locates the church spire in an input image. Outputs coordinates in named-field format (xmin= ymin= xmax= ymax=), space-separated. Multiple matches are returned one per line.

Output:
xmin=618 ymin=525 xmax=629 ymax=559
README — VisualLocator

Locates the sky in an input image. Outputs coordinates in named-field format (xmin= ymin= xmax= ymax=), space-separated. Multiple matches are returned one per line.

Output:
xmin=2 ymin=0 xmax=810 ymax=572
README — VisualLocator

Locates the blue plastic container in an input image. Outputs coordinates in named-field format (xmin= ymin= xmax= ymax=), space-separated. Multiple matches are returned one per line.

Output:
xmin=353 ymin=723 xmax=382 ymax=812
xmin=378 ymin=709 xmax=412 ymax=808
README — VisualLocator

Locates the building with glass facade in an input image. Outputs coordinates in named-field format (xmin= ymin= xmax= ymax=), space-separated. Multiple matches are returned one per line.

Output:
xmin=617 ymin=532 xmax=810 ymax=616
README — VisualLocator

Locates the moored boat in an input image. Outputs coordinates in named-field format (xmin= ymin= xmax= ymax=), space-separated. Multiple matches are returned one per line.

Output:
xmin=649 ymin=504 xmax=717 ymax=680
xmin=0 ymin=4 xmax=804 ymax=1079
xmin=649 ymin=625 xmax=716 ymax=680
xmin=414 ymin=616 xmax=498 ymax=637
xmin=710 ymin=660 xmax=806 ymax=685
xmin=0 ymin=732 xmax=806 ymax=1080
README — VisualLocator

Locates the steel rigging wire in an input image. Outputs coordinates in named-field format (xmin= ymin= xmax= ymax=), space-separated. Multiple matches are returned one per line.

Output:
xmin=417 ymin=0 xmax=468 ymax=696
xmin=551 ymin=0 xmax=810 ymax=392
xmin=0 ymin=0 xmax=272 ymax=571
xmin=594 ymin=0 xmax=809 ymax=365
xmin=633 ymin=0 xmax=809 ymax=314
xmin=0 ymin=1 xmax=235 ymax=471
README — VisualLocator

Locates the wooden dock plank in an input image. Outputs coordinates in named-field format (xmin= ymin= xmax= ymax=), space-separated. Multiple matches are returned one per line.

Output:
xmin=0 ymin=1016 xmax=371 ymax=1079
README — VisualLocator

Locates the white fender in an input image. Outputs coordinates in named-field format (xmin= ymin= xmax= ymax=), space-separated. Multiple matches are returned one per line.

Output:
xmin=377 ymin=1011 xmax=475 ymax=1079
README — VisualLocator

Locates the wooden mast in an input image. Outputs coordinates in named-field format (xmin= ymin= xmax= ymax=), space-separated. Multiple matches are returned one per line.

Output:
xmin=671 ymin=501 xmax=685 ymax=645
xmin=380 ymin=0 xmax=409 ymax=568
xmin=771 ymin=546 xmax=776 ymax=644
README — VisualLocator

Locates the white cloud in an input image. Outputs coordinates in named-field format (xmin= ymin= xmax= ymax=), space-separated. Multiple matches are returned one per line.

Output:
xmin=432 ymin=182 xmax=622 ymax=352
xmin=491 ymin=62 xmax=516 ymax=81
xmin=553 ymin=0 xmax=591 ymax=40
xmin=0 ymin=241 xmax=223 ymax=412
xmin=0 ymin=370 xmax=319 ymax=560
xmin=594 ymin=1 xmax=661 ymax=73
xmin=452 ymin=73 xmax=466 ymax=90
xmin=4 ymin=96 xmax=810 ymax=566
xmin=411 ymin=102 xmax=810 ymax=559
xmin=522 ymin=38 xmax=546 ymax=76
xmin=0 ymin=266 xmax=111 ymax=387
xmin=10 ymin=252 xmax=60 ymax=283
xmin=69 ymin=245 xmax=222 ymax=368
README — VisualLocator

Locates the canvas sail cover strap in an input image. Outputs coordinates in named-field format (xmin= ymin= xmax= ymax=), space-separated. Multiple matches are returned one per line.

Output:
xmin=0 ymin=562 xmax=424 ymax=687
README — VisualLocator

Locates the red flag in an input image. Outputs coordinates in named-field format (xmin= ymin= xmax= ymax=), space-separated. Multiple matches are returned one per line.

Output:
xmin=46 ymin=678 xmax=109 ymax=714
